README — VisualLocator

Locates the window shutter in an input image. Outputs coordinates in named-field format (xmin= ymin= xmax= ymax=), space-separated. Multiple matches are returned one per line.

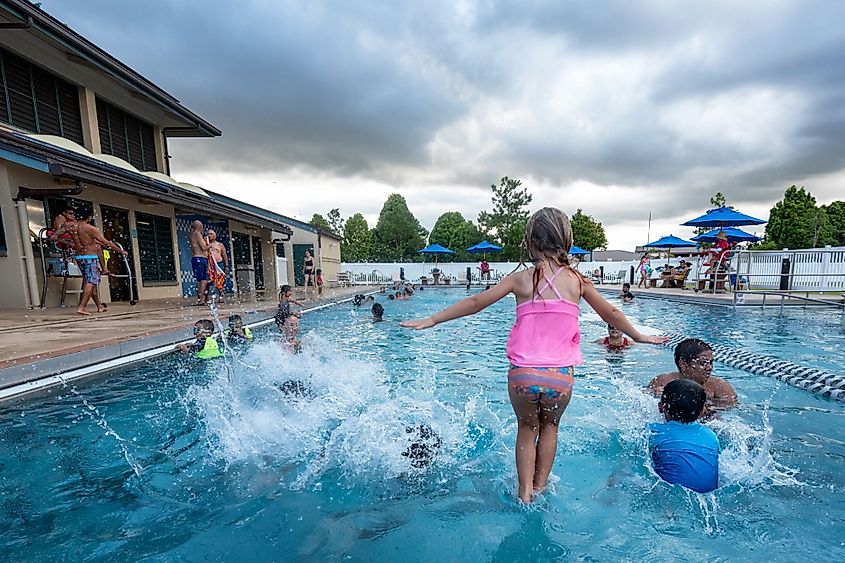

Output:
xmin=4 ymin=54 xmax=37 ymax=132
xmin=96 ymin=97 xmax=159 ymax=171
xmin=135 ymin=212 xmax=176 ymax=283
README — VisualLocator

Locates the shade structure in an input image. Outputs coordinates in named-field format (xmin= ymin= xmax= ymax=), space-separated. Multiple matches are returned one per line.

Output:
xmin=691 ymin=227 xmax=761 ymax=244
xmin=682 ymin=206 xmax=766 ymax=228
xmin=644 ymin=235 xmax=696 ymax=248
xmin=417 ymin=243 xmax=455 ymax=255
xmin=569 ymin=245 xmax=590 ymax=255
xmin=466 ymin=241 xmax=503 ymax=254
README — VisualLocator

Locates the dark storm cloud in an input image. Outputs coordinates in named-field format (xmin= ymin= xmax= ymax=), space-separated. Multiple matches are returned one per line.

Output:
xmin=47 ymin=0 xmax=845 ymax=212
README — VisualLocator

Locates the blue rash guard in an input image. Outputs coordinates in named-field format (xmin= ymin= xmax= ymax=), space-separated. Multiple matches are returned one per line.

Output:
xmin=648 ymin=420 xmax=719 ymax=493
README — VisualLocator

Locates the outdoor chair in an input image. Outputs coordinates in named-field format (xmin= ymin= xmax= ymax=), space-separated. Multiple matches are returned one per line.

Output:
xmin=336 ymin=272 xmax=352 ymax=287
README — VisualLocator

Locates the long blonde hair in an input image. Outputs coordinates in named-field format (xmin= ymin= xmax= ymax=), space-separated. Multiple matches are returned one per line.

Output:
xmin=520 ymin=207 xmax=576 ymax=297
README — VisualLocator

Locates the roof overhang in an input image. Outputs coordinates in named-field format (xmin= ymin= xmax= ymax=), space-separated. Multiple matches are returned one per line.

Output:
xmin=0 ymin=0 xmax=220 ymax=137
xmin=0 ymin=129 xmax=291 ymax=236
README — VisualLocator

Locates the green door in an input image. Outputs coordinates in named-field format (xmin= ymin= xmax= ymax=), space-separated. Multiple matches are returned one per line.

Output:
xmin=292 ymin=244 xmax=314 ymax=286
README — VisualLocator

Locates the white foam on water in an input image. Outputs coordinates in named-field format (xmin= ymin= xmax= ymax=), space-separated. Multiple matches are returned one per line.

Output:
xmin=186 ymin=330 xmax=498 ymax=492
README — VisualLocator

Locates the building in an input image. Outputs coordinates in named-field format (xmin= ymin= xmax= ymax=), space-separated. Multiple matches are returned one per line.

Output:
xmin=0 ymin=1 xmax=338 ymax=309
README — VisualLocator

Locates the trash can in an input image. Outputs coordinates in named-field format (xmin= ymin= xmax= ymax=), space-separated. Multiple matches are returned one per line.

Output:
xmin=779 ymin=258 xmax=791 ymax=291
xmin=235 ymin=264 xmax=255 ymax=293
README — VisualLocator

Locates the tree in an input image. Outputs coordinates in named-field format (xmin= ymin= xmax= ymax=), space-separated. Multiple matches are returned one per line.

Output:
xmin=341 ymin=213 xmax=372 ymax=262
xmin=478 ymin=176 xmax=532 ymax=261
xmin=327 ymin=208 xmax=345 ymax=237
xmin=371 ymin=194 xmax=425 ymax=261
xmin=570 ymin=209 xmax=608 ymax=251
xmin=820 ymin=201 xmax=845 ymax=247
xmin=764 ymin=186 xmax=823 ymax=249
xmin=429 ymin=212 xmax=482 ymax=262
xmin=309 ymin=213 xmax=331 ymax=232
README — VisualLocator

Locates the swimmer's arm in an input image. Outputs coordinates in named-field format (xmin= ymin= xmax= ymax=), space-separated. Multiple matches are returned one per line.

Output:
xmin=710 ymin=381 xmax=738 ymax=408
xmin=92 ymin=229 xmax=127 ymax=255
xmin=401 ymin=276 xmax=515 ymax=329
xmin=582 ymin=282 xmax=668 ymax=344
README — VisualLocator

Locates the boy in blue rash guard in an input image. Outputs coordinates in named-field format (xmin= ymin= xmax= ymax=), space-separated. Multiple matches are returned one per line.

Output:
xmin=649 ymin=379 xmax=719 ymax=493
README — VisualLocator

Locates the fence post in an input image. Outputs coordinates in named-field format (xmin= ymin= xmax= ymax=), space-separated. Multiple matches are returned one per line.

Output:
xmin=821 ymin=246 xmax=831 ymax=291
xmin=779 ymin=254 xmax=791 ymax=291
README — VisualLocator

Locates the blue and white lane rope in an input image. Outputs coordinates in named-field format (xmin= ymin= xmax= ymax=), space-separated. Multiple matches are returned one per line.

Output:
xmin=584 ymin=318 xmax=845 ymax=402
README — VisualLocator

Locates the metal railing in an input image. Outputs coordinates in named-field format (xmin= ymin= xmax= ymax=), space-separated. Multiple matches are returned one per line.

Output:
xmin=730 ymin=247 xmax=845 ymax=311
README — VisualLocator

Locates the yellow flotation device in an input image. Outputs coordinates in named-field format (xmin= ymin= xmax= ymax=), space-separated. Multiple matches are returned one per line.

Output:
xmin=194 ymin=337 xmax=222 ymax=359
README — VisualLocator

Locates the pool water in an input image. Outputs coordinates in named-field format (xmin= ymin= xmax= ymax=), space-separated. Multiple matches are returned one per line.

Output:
xmin=1 ymin=289 xmax=844 ymax=561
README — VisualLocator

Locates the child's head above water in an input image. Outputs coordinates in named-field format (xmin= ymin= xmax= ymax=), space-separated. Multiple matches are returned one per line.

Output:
xmin=659 ymin=379 xmax=706 ymax=423
xmin=193 ymin=319 xmax=214 ymax=338
xmin=674 ymin=338 xmax=714 ymax=383
xmin=402 ymin=422 xmax=442 ymax=469
xmin=524 ymin=207 xmax=574 ymax=265
xmin=372 ymin=302 xmax=384 ymax=321
xmin=622 ymin=283 xmax=631 ymax=291
xmin=228 ymin=314 xmax=243 ymax=329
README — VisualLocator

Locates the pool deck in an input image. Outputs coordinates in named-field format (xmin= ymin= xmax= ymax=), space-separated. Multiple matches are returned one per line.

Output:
xmin=0 ymin=285 xmax=365 ymax=394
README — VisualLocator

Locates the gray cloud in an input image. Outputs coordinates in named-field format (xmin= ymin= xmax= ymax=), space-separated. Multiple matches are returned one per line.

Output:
xmin=46 ymin=0 xmax=845 ymax=246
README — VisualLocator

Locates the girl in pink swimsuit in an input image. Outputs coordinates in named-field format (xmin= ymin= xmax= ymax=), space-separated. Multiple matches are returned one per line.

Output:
xmin=402 ymin=207 xmax=667 ymax=503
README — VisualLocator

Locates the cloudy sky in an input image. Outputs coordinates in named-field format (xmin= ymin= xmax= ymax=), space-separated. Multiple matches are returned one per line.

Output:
xmin=50 ymin=0 xmax=845 ymax=249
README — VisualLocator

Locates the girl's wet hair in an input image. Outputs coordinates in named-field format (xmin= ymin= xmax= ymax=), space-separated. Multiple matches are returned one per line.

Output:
xmin=519 ymin=207 xmax=576 ymax=297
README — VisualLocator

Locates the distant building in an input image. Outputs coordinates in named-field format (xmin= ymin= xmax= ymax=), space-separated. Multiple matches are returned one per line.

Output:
xmin=0 ymin=1 xmax=337 ymax=308
xmin=591 ymin=250 xmax=640 ymax=261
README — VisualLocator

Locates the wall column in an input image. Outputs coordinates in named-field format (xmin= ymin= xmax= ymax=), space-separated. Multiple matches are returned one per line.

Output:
xmin=78 ymin=87 xmax=101 ymax=153
xmin=153 ymin=126 xmax=168 ymax=174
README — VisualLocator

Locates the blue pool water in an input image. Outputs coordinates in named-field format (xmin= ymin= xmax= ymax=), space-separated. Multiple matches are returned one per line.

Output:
xmin=1 ymin=289 xmax=844 ymax=561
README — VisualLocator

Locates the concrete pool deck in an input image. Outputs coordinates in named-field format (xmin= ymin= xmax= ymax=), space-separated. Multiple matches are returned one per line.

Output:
xmin=0 ymin=285 xmax=366 ymax=394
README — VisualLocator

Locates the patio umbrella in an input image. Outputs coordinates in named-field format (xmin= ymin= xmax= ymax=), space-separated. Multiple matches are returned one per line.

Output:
xmin=682 ymin=206 xmax=766 ymax=228
xmin=466 ymin=241 xmax=503 ymax=254
xmin=417 ymin=243 xmax=455 ymax=269
xmin=569 ymin=245 xmax=590 ymax=255
xmin=645 ymin=235 xmax=696 ymax=259
xmin=691 ymin=227 xmax=761 ymax=244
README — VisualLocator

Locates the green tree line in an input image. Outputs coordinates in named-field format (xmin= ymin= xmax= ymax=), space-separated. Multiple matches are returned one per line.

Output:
xmin=309 ymin=177 xmax=610 ymax=262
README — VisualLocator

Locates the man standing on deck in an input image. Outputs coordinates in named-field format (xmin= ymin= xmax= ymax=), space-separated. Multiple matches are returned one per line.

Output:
xmin=208 ymin=229 xmax=229 ymax=301
xmin=190 ymin=220 xmax=211 ymax=305
xmin=50 ymin=207 xmax=127 ymax=316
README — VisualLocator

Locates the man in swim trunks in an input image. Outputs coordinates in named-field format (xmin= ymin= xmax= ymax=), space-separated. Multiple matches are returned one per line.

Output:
xmin=647 ymin=338 xmax=737 ymax=415
xmin=51 ymin=207 xmax=126 ymax=316
xmin=189 ymin=220 xmax=211 ymax=305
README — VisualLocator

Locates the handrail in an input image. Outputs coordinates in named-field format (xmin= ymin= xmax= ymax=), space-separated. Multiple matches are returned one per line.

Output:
xmin=733 ymin=247 xmax=845 ymax=294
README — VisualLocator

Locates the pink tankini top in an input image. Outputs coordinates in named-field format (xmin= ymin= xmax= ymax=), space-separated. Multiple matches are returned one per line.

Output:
xmin=506 ymin=267 xmax=583 ymax=368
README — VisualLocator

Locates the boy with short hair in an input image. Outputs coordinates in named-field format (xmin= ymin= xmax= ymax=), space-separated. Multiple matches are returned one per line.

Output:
xmin=225 ymin=314 xmax=253 ymax=341
xmin=178 ymin=319 xmax=222 ymax=359
xmin=372 ymin=303 xmax=384 ymax=322
xmin=648 ymin=379 xmax=719 ymax=493
xmin=621 ymin=283 xmax=635 ymax=302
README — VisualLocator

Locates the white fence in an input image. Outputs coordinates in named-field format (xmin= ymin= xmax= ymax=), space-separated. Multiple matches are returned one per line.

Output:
xmin=342 ymin=247 xmax=845 ymax=292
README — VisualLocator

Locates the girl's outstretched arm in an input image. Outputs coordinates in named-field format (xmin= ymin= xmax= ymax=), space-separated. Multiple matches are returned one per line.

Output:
xmin=581 ymin=281 xmax=668 ymax=344
xmin=401 ymin=276 xmax=515 ymax=330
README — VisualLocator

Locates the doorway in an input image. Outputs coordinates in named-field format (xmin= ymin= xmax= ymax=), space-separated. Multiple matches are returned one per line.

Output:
xmin=251 ymin=236 xmax=265 ymax=290
xmin=292 ymin=244 xmax=314 ymax=286
xmin=100 ymin=205 xmax=137 ymax=302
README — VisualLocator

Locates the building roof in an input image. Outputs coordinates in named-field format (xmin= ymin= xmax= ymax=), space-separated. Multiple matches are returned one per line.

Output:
xmin=0 ymin=0 xmax=220 ymax=137
xmin=0 ymin=128 xmax=291 ymax=235
xmin=206 ymin=190 xmax=343 ymax=240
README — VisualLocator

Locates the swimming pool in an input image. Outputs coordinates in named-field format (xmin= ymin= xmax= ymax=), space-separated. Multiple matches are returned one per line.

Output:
xmin=1 ymin=289 xmax=843 ymax=561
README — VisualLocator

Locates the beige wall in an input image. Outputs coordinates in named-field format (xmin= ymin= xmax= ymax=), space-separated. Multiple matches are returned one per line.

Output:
xmin=320 ymin=234 xmax=342 ymax=281
xmin=0 ymin=163 xmax=33 ymax=309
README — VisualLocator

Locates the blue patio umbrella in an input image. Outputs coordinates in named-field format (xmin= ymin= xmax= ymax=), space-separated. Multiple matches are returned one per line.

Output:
xmin=645 ymin=235 xmax=696 ymax=248
xmin=569 ymin=245 xmax=590 ymax=255
xmin=691 ymin=227 xmax=761 ymax=244
xmin=682 ymin=206 xmax=766 ymax=228
xmin=417 ymin=243 xmax=455 ymax=268
xmin=466 ymin=241 xmax=503 ymax=254
xmin=417 ymin=243 xmax=455 ymax=255
xmin=645 ymin=235 xmax=696 ymax=259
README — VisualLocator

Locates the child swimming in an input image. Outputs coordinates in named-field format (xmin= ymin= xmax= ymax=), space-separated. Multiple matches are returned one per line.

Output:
xmin=649 ymin=379 xmax=719 ymax=493
xmin=595 ymin=324 xmax=633 ymax=350
xmin=178 ymin=319 xmax=222 ymax=359
xmin=402 ymin=207 xmax=667 ymax=503
xmin=224 ymin=314 xmax=254 ymax=342
xmin=372 ymin=303 xmax=384 ymax=322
